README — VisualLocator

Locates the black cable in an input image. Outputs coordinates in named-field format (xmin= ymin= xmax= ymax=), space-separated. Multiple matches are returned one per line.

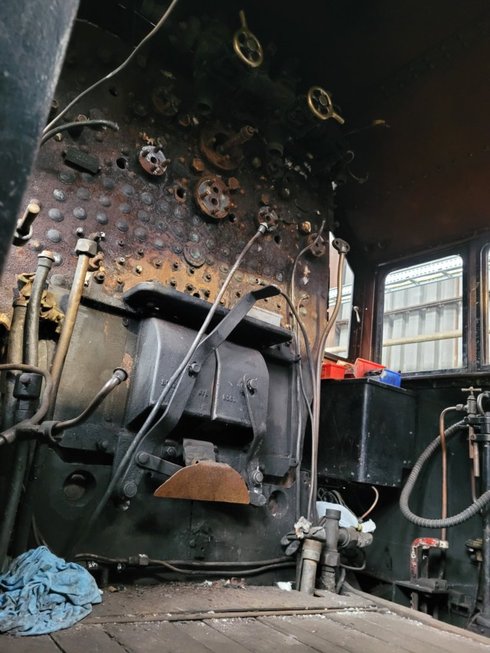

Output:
xmin=73 ymin=553 xmax=294 ymax=577
xmin=75 ymin=553 xmax=291 ymax=567
xmin=44 ymin=0 xmax=180 ymax=133
xmin=399 ymin=420 xmax=490 ymax=528
xmin=41 ymin=120 xmax=119 ymax=146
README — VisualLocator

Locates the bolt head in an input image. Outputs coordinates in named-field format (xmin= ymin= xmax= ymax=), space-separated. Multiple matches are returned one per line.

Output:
xmin=188 ymin=362 xmax=201 ymax=376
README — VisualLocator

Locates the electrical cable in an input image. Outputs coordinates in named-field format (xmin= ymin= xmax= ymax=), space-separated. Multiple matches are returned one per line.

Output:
xmin=359 ymin=486 xmax=379 ymax=522
xmin=41 ymin=120 xmax=119 ymax=146
xmin=66 ymin=226 xmax=267 ymax=552
xmin=399 ymin=420 xmax=490 ymax=528
xmin=44 ymin=0 xmax=180 ymax=133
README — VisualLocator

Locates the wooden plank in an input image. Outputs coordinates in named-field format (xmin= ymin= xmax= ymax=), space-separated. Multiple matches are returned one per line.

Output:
xmin=361 ymin=611 xmax=490 ymax=653
xmin=87 ymin=607 xmax=378 ymax=626
xmin=105 ymin=622 xmax=214 ymax=653
xmin=209 ymin=617 xmax=318 ymax=653
xmin=0 ymin=634 xmax=60 ymax=653
xmin=327 ymin=612 xmax=450 ymax=653
xmin=341 ymin=585 xmax=490 ymax=647
xmin=88 ymin=584 xmax=372 ymax=621
xmin=178 ymin=620 xmax=253 ymax=653
xmin=263 ymin=615 xmax=399 ymax=653
xmin=52 ymin=624 xmax=124 ymax=653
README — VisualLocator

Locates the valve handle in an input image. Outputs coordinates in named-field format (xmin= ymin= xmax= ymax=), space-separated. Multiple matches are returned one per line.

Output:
xmin=233 ymin=10 xmax=264 ymax=69
xmin=307 ymin=86 xmax=345 ymax=124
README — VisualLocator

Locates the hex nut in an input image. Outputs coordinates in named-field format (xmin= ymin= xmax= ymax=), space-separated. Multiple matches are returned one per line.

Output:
xmin=75 ymin=238 xmax=97 ymax=257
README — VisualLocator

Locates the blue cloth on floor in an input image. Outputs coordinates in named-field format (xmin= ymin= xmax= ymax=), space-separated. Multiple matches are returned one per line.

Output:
xmin=0 ymin=546 xmax=102 ymax=636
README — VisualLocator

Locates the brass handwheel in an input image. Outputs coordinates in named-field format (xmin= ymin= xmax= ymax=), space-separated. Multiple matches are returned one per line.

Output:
xmin=307 ymin=86 xmax=345 ymax=124
xmin=233 ymin=10 xmax=263 ymax=68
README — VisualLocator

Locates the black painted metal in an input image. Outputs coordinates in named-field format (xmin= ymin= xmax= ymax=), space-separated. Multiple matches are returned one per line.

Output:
xmin=0 ymin=0 xmax=79 ymax=272
xmin=318 ymin=378 xmax=416 ymax=487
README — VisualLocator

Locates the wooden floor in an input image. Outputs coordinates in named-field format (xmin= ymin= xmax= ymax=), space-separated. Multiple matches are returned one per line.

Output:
xmin=2 ymin=583 xmax=490 ymax=652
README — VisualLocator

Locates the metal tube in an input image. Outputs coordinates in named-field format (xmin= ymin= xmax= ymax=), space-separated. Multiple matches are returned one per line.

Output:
xmin=308 ymin=242 xmax=349 ymax=520
xmin=23 ymin=251 xmax=55 ymax=366
xmin=298 ymin=538 xmax=323 ymax=594
xmin=13 ymin=251 xmax=55 ymax=556
xmin=48 ymin=248 xmax=92 ymax=416
xmin=53 ymin=368 xmax=128 ymax=433
xmin=0 ymin=305 xmax=27 ymax=569
xmin=319 ymin=508 xmax=341 ymax=592
xmin=2 ymin=303 xmax=27 ymax=430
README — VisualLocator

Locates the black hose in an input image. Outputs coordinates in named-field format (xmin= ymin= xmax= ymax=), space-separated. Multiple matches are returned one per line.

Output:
xmin=74 ymin=553 xmax=294 ymax=577
xmin=399 ymin=420 xmax=490 ymax=528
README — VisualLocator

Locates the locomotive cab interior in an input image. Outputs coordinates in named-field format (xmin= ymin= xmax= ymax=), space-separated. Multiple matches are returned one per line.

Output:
xmin=2 ymin=0 xmax=490 ymax=647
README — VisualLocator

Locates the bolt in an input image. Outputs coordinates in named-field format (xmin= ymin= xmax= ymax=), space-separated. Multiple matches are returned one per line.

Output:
xmin=251 ymin=468 xmax=264 ymax=484
xmin=122 ymin=481 xmax=137 ymax=498
xmin=246 ymin=378 xmax=258 ymax=393
xmin=191 ymin=158 xmax=205 ymax=173
xmin=135 ymin=265 xmax=143 ymax=274
xmin=299 ymin=221 xmax=312 ymax=235
xmin=94 ymin=271 xmax=105 ymax=283
xmin=188 ymin=362 xmax=201 ymax=376
xmin=137 ymin=452 xmax=150 ymax=465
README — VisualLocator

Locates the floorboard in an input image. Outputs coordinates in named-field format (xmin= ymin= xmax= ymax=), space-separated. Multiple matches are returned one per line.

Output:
xmin=264 ymin=615 xmax=399 ymax=653
xmin=209 ymin=617 xmax=319 ymax=653
xmin=52 ymin=624 xmax=125 ymax=653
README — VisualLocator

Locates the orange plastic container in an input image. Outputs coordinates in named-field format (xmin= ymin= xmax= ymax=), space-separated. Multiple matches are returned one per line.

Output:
xmin=353 ymin=357 xmax=385 ymax=378
xmin=321 ymin=362 xmax=346 ymax=380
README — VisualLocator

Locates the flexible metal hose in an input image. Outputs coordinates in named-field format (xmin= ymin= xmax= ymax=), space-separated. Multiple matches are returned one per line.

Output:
xmin=399 ymin=420 xmax=490 ymax=528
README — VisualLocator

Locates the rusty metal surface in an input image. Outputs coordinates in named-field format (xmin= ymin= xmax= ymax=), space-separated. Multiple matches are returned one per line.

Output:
xmin=154 ymin=461 xmax=250 ymax=504
xmin=0 ymin=19 xmax=333 ymax=347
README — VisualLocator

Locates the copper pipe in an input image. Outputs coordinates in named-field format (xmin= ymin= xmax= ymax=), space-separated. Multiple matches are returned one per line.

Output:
xmin=48 ymin=248 xmax=92 ymax=416
xmin=439 ymin=407 xmax=460 ymax=542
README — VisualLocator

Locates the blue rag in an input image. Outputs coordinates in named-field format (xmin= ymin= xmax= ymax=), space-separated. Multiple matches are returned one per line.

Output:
xmin=0 ymin=546 xmax=102 ymax=636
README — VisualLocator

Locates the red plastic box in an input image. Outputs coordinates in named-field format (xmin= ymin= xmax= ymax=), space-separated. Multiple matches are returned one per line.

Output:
xmin=353 ymin=357 xmax=385 ymax=378
xmin=321 ymin=362 xmax=346 ymax=380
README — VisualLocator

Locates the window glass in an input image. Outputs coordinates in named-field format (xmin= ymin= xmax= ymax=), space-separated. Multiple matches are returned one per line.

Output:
xmin=325 ymin=234 xmax=354 ymax=358
xmin=382 ymin=255 xmax=463 ymax=373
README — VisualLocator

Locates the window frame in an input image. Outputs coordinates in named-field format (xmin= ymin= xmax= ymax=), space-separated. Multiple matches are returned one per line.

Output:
xmin=373 ymin=243 xmax=471 ymax=378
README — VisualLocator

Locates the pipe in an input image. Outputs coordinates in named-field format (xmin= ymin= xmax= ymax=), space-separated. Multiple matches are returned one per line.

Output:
xmin=0 ymin=305 xmax=27 ymax=569
xmin=0 ymin=363 xmax=53 ymax=567
xmin=439 ymin=407 xmax=460 ymax=542
xmin=24 ymin=251 xmax=55 ymax=366
xmin=12 ymin=252 xmax=55 ymax=555
xmin=1 ymin=302 xmax=27 ymax=430
xmin=53 ymin=368 xmax=127 ymax=433
xmin=319 ymin=508 xmax=340 ymax=591
xmin=308 ymin=239 xmax=349 ymax=520
xmin=400 ymin=420 xmax=490 ymax=528
xmin=298 ymin=538 xmax=323 ymax=594
xmin=48 ymin=241 xmax=94 ymax=416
